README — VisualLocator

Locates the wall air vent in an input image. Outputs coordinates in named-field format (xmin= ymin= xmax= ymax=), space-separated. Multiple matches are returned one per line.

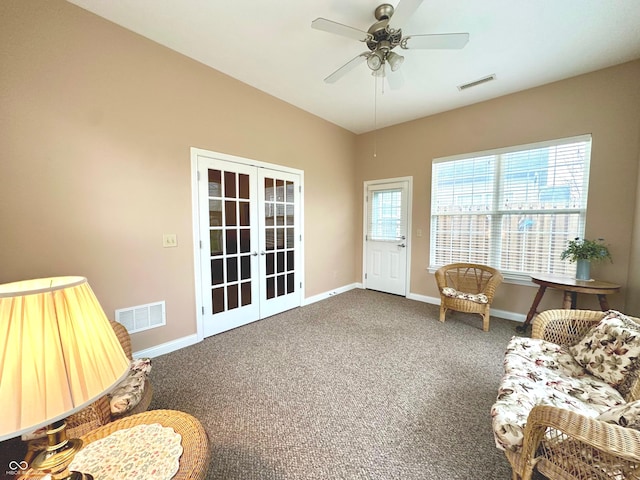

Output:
xmin=115 ymin=301 xmax=165 ymax=334
xmin=457 ymin=74 xmax=496 ymax=91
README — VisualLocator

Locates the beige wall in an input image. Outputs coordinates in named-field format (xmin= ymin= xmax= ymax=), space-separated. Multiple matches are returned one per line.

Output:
xmin=0 ymin=0 xmax=358 ymax=351
xmin=2 ymin=1 xmax=640 ymax=354
xmin=356 ymin=60 xmax=640 ymax=316
xmin=628 ymin=143 xmax=640 ymax=314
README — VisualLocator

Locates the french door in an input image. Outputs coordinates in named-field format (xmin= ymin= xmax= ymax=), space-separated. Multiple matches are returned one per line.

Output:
xmin=364 ymin=179 xmax=412 ymax=296
xmin=195 ymin=152 xmax=302 ymax=337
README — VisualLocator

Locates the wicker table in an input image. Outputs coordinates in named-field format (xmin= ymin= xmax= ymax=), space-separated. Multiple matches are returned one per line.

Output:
xmin=516 ymin=274 xmax=620 ymax=333
xmin=18 ymin=410 xmax=209 ymax=480
xmin=80 ymin=410 xmax=210 ymax=480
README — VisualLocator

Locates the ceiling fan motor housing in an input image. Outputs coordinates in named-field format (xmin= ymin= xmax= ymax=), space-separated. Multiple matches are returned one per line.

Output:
xmin=374 ymin=4 xmax=394 ymax=21
xmin=367 ymin=4 xmax=403 ymax=52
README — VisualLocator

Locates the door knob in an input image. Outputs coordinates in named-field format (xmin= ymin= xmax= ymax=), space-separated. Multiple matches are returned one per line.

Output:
xmin=252 ymin=252 xmax=258 ymax=256
xmin=398 ymin=243 xmax=406 ymax=248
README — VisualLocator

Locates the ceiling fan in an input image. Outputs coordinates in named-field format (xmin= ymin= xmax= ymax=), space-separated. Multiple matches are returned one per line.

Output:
xmin=311 ymin=0 xmax=469 ymax=86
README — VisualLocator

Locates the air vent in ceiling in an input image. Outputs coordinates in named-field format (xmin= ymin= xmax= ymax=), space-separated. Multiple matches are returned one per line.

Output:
xmin=457 ymin=74 xmax=496 ymax=91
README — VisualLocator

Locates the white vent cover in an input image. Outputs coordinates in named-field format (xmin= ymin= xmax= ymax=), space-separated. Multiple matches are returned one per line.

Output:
xmin=115 ymin=301 xmax=165 ymax=334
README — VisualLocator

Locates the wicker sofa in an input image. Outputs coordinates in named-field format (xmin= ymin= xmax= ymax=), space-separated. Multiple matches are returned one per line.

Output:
xmin=492 ymin=309 xmax=640 ymax=480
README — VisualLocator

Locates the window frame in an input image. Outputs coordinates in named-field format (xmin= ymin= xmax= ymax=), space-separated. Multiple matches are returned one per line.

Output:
xmin=429 ymin=134 xmax=592 ymax=284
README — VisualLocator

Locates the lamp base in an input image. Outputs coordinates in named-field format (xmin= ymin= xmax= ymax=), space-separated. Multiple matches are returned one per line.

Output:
xmin=30 ymin=421 xmax=93 ymax=480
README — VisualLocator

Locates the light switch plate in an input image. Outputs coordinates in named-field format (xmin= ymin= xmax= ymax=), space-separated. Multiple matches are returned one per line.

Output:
xmin=163 ymin=233 xmax=177 ymax=248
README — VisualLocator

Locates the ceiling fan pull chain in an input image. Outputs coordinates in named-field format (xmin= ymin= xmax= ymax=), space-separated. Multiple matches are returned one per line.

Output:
xmin=373 ymin=75 xmax=378 ymax=158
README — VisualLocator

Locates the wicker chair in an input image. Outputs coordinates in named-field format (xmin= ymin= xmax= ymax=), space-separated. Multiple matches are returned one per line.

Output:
xmin=434 ymin=263 xmax=503 ymax=331
xmin=506 ymin=309 xmax=640 ymax=480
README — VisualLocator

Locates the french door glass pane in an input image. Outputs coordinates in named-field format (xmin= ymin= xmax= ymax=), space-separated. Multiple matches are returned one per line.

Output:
xmin=224 ymin=172 xmax=236 ymax=197
xmin=241 ymin=282 xmax=251 ymax=306
xmin=212 ymin=288 xmax=224 ymax=314
xmin=210 ymin=230 xmax=223 ymax=256
xmin=208 ymin=170 xmax=221 ymax=196
xmin=209 ymin=200 xmax=222 ymax=226
xmin=227 ymin=284 xmax=238 ymax=310
xmin=239 ymin=174 xmax=250 ymax=199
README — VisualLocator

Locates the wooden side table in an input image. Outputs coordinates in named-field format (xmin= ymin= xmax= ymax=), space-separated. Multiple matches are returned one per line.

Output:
xmin=516 ymin=274 xmax=620 ymax=333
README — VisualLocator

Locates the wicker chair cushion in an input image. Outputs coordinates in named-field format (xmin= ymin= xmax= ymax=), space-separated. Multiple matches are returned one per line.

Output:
xmin=597 ymin=399 xmax=640 ymax=430
xmin=492 ymin=336 xmax=625 ymax=452
xmin=108 ymin=358 xmax=152 ymax=415
xmin=569 ymin=310 xmax=640 ymax=395
xmin=441 ymin=286 xmax=488 ymax=304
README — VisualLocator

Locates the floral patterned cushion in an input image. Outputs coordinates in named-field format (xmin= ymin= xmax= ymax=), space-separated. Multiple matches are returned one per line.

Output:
xmin=492 ymin=336 xmax=625 ymax=452
xmin=597 ymin=400 xmax=640 ymax=430
xmin=503 ymin=335 xmax=586 ymax=378
xmin=108 ymin=358 xmax=152 ymax=415
xmin=569 ymin=310 xmax=640 ymax=397
xmin=441 ymin=286 xmax=488 ymax=304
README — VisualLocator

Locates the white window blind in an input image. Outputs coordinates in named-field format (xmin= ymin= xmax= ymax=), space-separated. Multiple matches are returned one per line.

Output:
xmin=430 ymin=135 xmax=592 ymax=281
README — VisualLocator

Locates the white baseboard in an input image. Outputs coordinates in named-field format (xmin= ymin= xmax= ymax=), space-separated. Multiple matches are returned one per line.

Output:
xmin=133 ymin=333 xmax=200 ymax=359
xmin=406 ymin=292 xmax=441 ymax=305
xmin=407 ymin=292 xmax=526 ymax=323
xmin=303 ymin=283 xmax=363 ymax=306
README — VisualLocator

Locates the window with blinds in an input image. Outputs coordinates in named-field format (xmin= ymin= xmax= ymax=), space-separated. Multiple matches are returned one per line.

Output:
xmin=430 ymin=135 xmax=592 ymax=281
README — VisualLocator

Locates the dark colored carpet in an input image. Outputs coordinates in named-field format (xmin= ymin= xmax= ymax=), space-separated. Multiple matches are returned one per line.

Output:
xmin=150 ymin=289 xmax=516 ymax=479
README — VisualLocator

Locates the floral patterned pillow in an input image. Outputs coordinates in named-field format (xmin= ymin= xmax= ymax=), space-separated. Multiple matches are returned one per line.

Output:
xmin=108 ymin=358 xmax=152 ymax=414
xmin=569 ymin=311 xmax=640 ymax=396
xmin=597 ymin=400 xmax=640 ymax=430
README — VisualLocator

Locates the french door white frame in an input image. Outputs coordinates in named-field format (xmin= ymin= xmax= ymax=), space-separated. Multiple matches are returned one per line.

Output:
xmin=362 ymin=176 xmax=413 ymax=297
xmin=190 ymin=147 xmax=305 ymax=341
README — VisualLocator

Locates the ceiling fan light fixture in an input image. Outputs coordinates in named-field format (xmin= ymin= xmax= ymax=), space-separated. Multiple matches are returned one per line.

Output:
xmin=371 ymin=64 xmax=386 ymax=77
xmin=387 ymin=51 xmax=404 ymax=71
xmin=366 ymin=51 xmax=384 ymax=71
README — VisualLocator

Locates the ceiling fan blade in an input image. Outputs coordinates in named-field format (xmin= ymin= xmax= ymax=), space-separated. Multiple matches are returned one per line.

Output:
xmin=324 ymin=53 xmax=370 ymax=84
xmin=402 ymin=33 xmax=470 ymax=49
xmin=386 ymin=68 xmax=405 ymax=90
xmin=388 ymin=0 xmax=424 ymax=30
xmin=311 ymin=18 xmax=371 ymax=42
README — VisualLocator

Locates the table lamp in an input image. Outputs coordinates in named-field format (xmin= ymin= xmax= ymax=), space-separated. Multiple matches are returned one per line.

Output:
xmin=0 ymin=276 xmax=130 ymax=479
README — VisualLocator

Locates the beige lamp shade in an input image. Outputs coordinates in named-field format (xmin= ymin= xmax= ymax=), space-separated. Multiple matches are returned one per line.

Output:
xmin=0 ymin=276 xmax=130 ymax=441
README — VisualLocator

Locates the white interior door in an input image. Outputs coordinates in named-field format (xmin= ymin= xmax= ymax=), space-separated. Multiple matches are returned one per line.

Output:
xmin=196 ymin=153 xmax=302 ymax=337
xmin=364 ymin=180 xmax=411 ymax=296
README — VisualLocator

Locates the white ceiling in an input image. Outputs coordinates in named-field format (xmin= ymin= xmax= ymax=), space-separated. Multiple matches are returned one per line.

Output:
xmin=67 ymin=0 xmax=640 ymax=134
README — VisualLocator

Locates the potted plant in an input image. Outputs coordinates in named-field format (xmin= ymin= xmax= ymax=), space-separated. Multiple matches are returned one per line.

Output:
xmin=560 ymin=237 xmax=612 ymax=280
